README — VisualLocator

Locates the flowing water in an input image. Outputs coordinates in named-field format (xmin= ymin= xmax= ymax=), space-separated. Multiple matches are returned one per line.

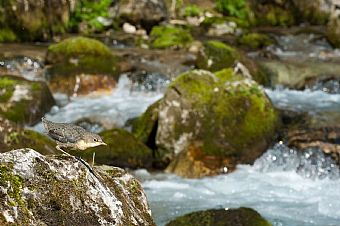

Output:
xmin=6 ymin=33 xmax=340 ymax=226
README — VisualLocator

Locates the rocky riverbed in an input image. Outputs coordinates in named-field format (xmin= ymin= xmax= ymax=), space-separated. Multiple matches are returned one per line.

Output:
xmin=1 ymin=0 xmax=340 ymax=225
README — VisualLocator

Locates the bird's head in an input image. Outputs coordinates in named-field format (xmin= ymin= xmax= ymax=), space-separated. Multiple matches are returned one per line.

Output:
xmin=82 ymin=133 xmax=107 ymax=148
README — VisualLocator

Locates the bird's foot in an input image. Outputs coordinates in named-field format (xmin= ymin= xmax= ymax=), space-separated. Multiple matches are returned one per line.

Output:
xmin=56 ymin=145 xmax=72 ymax=157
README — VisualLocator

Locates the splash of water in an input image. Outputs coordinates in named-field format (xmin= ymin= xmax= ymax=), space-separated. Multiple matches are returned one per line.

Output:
xmin=138 ymin=144 xmax=340 ymax=226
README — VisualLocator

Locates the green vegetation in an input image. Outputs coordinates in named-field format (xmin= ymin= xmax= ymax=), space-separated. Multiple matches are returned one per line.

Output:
xmin=69 ymin=0 xmax=112 ymax=33
xmin=0 ymin=28 xmax=17 ymax=42
xmin=183 ymin=5 xmax=202 ymax=17
xmin=0 ymin=165 xmax=25 ymax=207
xmin=150 ymin=26 xmax=193 ymax=49
xmin=216 ymin=0 xmax=250 ymax=20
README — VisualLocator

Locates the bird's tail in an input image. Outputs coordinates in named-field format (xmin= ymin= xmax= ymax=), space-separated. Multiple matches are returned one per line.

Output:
xmin=41 ymin=117 xmax=50 ymax=131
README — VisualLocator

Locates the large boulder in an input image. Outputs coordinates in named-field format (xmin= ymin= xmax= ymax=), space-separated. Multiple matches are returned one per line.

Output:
xmin=70 ymin=128 xmax=153 ymax=169
xmin=165 ymin=207 xmax=271 ymax=226
xmin=326 ymin=1 xmax=340 ymax=47
xmin=45 ymin=36 xmax=120 ymax=96
xmin=150 ymin=69 xmax=278 ymax=177
xmin=0 ymin=117 xmax=56 ymax=155
xmin=0 ymin=149 xmax=155 ymax=226
xmin=0 ymin=75 xmax=55 ymax=125
xmin=116 ymin=0 xmax=168 ymax=31
xmin=0 ymin=0 xmax=75 ymax=41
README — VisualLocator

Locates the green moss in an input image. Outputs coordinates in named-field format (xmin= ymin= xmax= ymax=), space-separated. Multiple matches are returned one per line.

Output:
xmin=0 ymin=165 xmax=25 ymax=207
xmin=0 ymin=77 xmax=16 ymax=102
xmin=201 ymin=16 xmax=250 ymax=28
xmin=150 ymin=26 xmax=193 ymax=49
xmin=216 ymin=0 xmax=250 ymax=20
xmin=69 ymin=128 xmax=153 ymax=168
xmin=0 ymin=28 xmax=17 ymax=42
xmin=196 ymin=40 xmax=240 ymax=72
xmin=256 ymin=6 xmax=295 ymax=26
xmin=46 ymin=36 xmax=119 ymax=77
xmin=183 ymin=5 xmax=202 ymax=17
xmin=132 ymin=100 xmax=160 ymax=145
xmin=238 ymin=32 xmax=274 ymax=50
xmin=169 ymin=69 xmax=278 ymax=157
xmin=166 ymin=207 xmax=271 ymax=226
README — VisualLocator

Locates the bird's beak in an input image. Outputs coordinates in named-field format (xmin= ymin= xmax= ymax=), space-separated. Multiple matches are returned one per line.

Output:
xmin=101 ymin=142 xmax=107 ymax=146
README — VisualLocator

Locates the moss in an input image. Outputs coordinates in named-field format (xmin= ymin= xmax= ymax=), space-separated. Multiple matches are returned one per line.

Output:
xmin=196 ymin=40 xmax=240 ymax=72
xmin=168 ymin=69 xmax=278 ymax=158
xmin=237 ymin=32 xmax=274 ymax=50
xmin=216 ymin=0 xmax=250 ymax=20
xmin=0 ymin=76 xmax=55 ymax=125
xmin=0 ymin=165 xmax=25 ymax=207
xmin=46 ymin=36 xmax=120 ymax=77
xmin=150 ymin=26 xmax=193 ymax=49
xmin=132 ymin=100 xmax=160 ymax=145
xmin=0 ymin=77 xmax=16 ymax=102
xmin=0 ymin=28 xmax=17 ymax=42
xmin=255 ymin=6 xmax=295 ymax=27
xmin=69 ymin=128 xmax=153 ymax=168
xmin=183 ymin=5 xmax=202 ymax=17
xmin=201 ymin=16 xmax=250 ymax=29
xmin=166 ymin=207 xmax=272 ymax=226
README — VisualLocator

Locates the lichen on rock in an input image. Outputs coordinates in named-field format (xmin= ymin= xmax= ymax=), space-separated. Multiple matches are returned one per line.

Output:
xmin=153 ymin=68 xmax=278 ymax=177
xmin=0 ymin=75 xmax=55 ymax=125
xmin=0 ymin=149 xmax=155 ymax=226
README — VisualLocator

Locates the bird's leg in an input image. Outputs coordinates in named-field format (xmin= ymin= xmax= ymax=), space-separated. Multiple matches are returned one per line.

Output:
xmin=92 ymin=152 xmax=96 ymax=167
xmin=56 ymin=145 xmax=72 ymax=156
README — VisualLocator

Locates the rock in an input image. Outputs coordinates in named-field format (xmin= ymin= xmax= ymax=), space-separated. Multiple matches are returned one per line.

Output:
xmin=248 ymin=0 xmax=295 ymax=26
xmin=0 ymin=149 xmax=155 ymax=226
xmin=0 ymin=0 xmax=75 ymax=41
xmin=150 ymin=25 xmax=193 ymax=49
xmin=292 ymin=0 xmax=332 ymax=25
xmin=326 ymin=1 xmax=340 ymax=47
xmin=116 ymin=0 xmax=168 ymax=31
xmin=196 ymin=40 xmax=270 ymax=85
xmin=260 ymin=59 xmax=340 ymax=89
xmin=70 ymin=128 xmax=153 ymax=169
xmin=45 ymin=36 xmax=120 ymax=96
xmin=165 ymin=207 xmax=271 ymax=226
xmin=196 ymin=40 xmax=240 ymax=72
xmin=0 ymin=117 xmax=56 ymax=155
xmin=237 ymin=32 xmax=274 ymax=50
xmin=0 ymin=75 xmax=55 ymax=125
xmin=155 ymin=69 xmax=278 ymax=177
xmin=132 ymin=100 xmax=160 ymax=146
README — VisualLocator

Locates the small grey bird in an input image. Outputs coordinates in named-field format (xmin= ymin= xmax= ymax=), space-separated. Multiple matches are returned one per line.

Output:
xmin=42 ymin=117 xmax=107 ymax=156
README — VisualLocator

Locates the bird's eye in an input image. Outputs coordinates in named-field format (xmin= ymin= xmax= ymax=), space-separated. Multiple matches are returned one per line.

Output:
xmin=93 ymin=138 xmax=97 ymax=142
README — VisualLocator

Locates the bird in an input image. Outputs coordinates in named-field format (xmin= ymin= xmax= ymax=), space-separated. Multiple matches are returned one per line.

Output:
xmin=42 ymin=117 xmax=107 ymax=156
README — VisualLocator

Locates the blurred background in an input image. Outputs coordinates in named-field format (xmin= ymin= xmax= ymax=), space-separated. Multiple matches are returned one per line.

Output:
xmin=1 ymin=0 xmax=340 ymax=225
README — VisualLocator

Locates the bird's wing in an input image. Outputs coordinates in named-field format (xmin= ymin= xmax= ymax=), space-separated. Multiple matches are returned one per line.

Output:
xmin=47 ymin=125 xmax=83 ymax=143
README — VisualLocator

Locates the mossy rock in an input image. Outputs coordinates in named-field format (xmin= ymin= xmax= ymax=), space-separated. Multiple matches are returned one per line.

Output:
xmin=237 ymin=33 xmax=274 ymax=50
xmin=166 ymin=207 xmax=271 ymax=226
xmin=326 ymin=17 xmax=340 ymax=48
xmin=0 ymin=149 xmax=155 ymax=225
xmin=196 ymin=40 xmax=240 ymax=72
xmin=132 ymin=100 xmax=160 ymax=146
xmin=0 ymin=75 xmax=55 ymax=125
xmin=156 ymin=69 xmax=279 ymax=177
xmin=249 ymin=1 xmax=296 ymax=27
xmin=201 ymin=16 xmax=250 ymax=29
xmin=0 ymin=0 xmax=70 ymax=41
xmin=0 ymin=28 xmax=17 ymax=42
xmin=69 ymin=128 xmax=153 ymax=169
xmin=150 ymin=25 xmax=193 ymax=49
xmin=45 ymin=36 xmax=120 ymax=77
xmin=0 ymin=117 xmax=57 ymax=155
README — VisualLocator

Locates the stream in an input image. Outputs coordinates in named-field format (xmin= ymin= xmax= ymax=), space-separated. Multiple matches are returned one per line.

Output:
xmin=3 ymin=32 xmax=340 ymax=226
